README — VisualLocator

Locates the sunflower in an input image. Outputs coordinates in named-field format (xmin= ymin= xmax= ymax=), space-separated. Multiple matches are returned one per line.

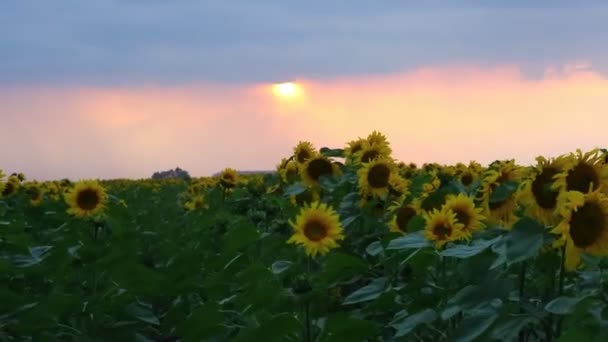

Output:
xmin=358 ymin=157 xmax=396 ymax=199
xmin=388 ymin=202 xmax=418 ymax=234
xmin=552 ymin=149 xmax=608 ymax=194
xmin=64 ymin=180 xmax=108 ymax=218
xmin=478 ymin=160 xmax=523 ymax=229
xmin=299 ymin=155 xmax=335 ymax=188
xmin=219 ymin=168 xmax=239 ymax=189
xmin=366 ymin=131 xmax=392 ymax=151
xmin=353 ymin=141 xmax=391 ymax=164
xmin=26 ymin=183 xmax=44 ymax=206
xmin=519 ymin=155 xmax=569 ymax=226
xmin=184 ymin=194 xmax=208 ymax=210
xmin=552 ymin=190 xmax=608 ymax=271
xmin=277 ymin=158 xmax=299 ymax=183
xmin=290 ymin=187 xmax=320 ymax=206
xmin=287 ymin=201 xmax=345 ymax=257
xmin=388 ymin=174 xmax=410 ymax=200
xmin=423 ymin=208 xmax=465 ymax=248
xmin=1 ymin=176 xmax=20 ymax=198
xmin=442 ymin=193 xmax=486 ymax=238
xmin=344 ymin=137 xmax=366 ymax=163
xmin=294 ymin=141 xmax=316 ymax=164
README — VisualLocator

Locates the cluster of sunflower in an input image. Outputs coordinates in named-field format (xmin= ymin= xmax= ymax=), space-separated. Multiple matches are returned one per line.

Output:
xmin=279 ymin=134 xmax=608 ymax=272
xmin=0 ymin=172 xmax=26 ymax=199
xmin=180 ymin=177 xmax=217 ymax=211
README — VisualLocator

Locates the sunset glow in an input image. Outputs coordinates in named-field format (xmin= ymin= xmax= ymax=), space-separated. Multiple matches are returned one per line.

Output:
xmin=272 ymin=82 xmax=304 ymax=100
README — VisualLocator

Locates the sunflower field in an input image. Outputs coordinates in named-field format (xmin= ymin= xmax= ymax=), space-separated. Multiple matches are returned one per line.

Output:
xmin=2 ymin=132 xmax=608 ymax=341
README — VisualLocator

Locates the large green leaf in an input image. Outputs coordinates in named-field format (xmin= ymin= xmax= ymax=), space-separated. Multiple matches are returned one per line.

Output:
xmin=506 ymin=217 xmax=544 ymax=265
xmin=393 ymin=309 xmax=437 ymax=337
xmin=386 ymin=232 xmax=430 ymax=250
xmin=490 ymin=316 xmax=535 ymax=341
xmin=342 ymin=277 xmax=388 ymax=305
xmin=125 ymin=303 xmax=160 ymax=326
xmin=440 ymin=236 xmax=502 ymax=259
xmin=489 ymin=180 xmax=519 ymax=204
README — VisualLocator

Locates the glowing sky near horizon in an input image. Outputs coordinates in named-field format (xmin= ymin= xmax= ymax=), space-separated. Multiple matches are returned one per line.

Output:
xmin=1 ymin=1 xmax=608 ymax=180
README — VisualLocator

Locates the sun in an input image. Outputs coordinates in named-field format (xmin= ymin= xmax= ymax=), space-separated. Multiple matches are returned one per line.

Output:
xmin=272 ymin=82 xmax=303 ymax=99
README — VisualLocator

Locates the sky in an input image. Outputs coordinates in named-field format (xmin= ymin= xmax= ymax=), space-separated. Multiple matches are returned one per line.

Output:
xmin=1 ymin=1 xmax=608 ymax=180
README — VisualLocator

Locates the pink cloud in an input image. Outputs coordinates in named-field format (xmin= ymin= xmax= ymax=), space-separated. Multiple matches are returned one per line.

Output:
xmin=1 ymin=64 xmax=607 ymax=180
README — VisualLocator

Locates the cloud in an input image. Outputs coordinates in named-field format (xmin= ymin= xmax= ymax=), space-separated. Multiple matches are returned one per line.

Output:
xmin=1 ymin=63 xmax=607 ymax=180
xmin=1 ymin=1 xmax=607 ymax=85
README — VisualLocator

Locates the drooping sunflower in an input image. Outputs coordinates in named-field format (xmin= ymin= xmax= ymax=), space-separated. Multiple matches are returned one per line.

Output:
xmin=287 ymin=201 xmax=345 ymax=257
xmin=277 ymin=158 xmax=299 ymax=183
xmin=64 ymin=180 xmax=108 ymax=218
xmin=358 ymin=157 xmax=396 ymax=199
xmin=478 ymin=160 xmax=524 ymax=229
xmin=552 ymin=149 xmax=608 ymax=195
xmin=388 ymin=202 xmax=418 ymax=234
xmin=551 ymin=190 xmax=608 ymax=271
xmin=519 ymin=155 xmax=569 ymax=226
xmin=219 ymin=168 xmax=239 ymax=189
xmin=294 ymin=141 xmax=316 ymax=164
xmin=299 ymin=155 xmax=335 ymax=188
xmin=423 ymin=208 xmax=465 ymax=248
xmin=441 ymin=193 xmax=486 ymax=238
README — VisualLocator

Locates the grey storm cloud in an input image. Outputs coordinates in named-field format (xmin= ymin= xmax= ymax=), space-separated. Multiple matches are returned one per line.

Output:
xmin=1 ymin=0 xmax=608 ymax=85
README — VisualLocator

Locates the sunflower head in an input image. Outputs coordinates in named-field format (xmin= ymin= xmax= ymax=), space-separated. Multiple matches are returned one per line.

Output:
xmin=354 ymin=141 xmax=391 ymax=164
xmin=358 ymin=157 xmax=396 ymax=199
xmin=184 ymin=194 xmax=208 ymax=211
xmin=278 ymin=158 xmax=299 ymax=183
xmin=1 ymin=176 xmax=20 ymax=198
xmin=442 ymin=193 xmax=486 ymax=238
xmin=519 ymin=155 xmax=568 ymax=225
xmin=299 ymin=155 xmax=335 ymax=188
xmin=552 ymin=190 xmax=608 ymax=271
xmin=287 ymin=201 xmax=345 ymax=257
xmin=219 ymin=168 xmax=239 ymax=188
xmin=366 ymin=131 xmax=391 ymax=149
xmin=389 ymin=202 xmax=418 ymax=234
xmin=344 ymin=138 xmax=366 ymax=163
xmin=478 ymin=160 xmax=523 ymax=229
xmin=64 ymin=180 xmax=108 ymax=218
xmin=26 ymin=183 xmax=45 ymax=206
xmin=423 ymin=208 xmax=465 ymax=248
xmin=552 ymin=149 xmax=608 ymax=194
xmin=294 ymin=141 xmax=317 ymax=164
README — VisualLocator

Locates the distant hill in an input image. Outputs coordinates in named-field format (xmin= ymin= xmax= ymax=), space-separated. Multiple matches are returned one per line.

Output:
xmin=211 ymin=170 xmax=276 ymax=177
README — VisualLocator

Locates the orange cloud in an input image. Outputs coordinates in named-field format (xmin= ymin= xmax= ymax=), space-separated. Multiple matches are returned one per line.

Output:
xmin=1 ymin=64 xmax=607 ymax=180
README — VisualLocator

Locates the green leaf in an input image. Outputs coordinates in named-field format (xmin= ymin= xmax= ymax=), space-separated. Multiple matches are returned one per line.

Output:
xmin=233 ymin=313 xmax=300 ymax=342
xmin=366 ymin=241 xmax=383 ymax=256
xmin=506 ymin=217 xmax=544 ymax=265
xmin=489 ymin=180 xmax=519 ymax=204
xmin=319 ymin=313 xmax=379 ymax=342
xmin=283 ymin=183 xmax=307 ymax=196
xmin=440 ymin=236 xmax=502 ymax=258
xmin=545 ymin=295 xmax=591 ymax=315
xmin=11 ymin=245 xmax=53 ymax=267
xmin=393 ymin=309 xmax=437 ymax=337
xmin=125 ymin=303 xmax=160 ymax=326
xmin=320 ymin=147 xmax=344 ymax=157
xmin=490 ymin=316 xmax=535 ymax=341
xmin=386 ymin=232 xmax=430 ymax=250
xmin=341 ymin=214 xmax=359 ymax=228
xmin=450 ymin=304 xmax=499 ymax=342
xmin=271 ymin=260 xmax=292 ymax=275
xmin=223 ymin=221 xmax=260 ymax=253
xmin=322 ymin=252 xmax=367 ymax=283
xmin=342 ymin=277 xmax=388 ymax=305
xmin=176 ymin=304 xmax=224 ymax=340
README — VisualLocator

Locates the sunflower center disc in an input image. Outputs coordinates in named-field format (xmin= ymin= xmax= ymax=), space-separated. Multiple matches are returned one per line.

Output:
xmin=453 ymin=207 xmax=471 ymax=228
xmin=76 ymin=189 xmax=101 ymax=210
xmin=570 ymin=202 xmax=605 ymax=248
xmin=532 ymin=168 xmax=559 ymax=209
xmin=460 ymin=173 xmax=473 ymax=186
xmin=304 ymin=219 xmax=328 ymax=242
xmin=567 ymin=162 xmax=600 ymax=193
xmin=396 ymin=206 xmax=416 ymax=232
xmin=368 ymin=164 xmax=390 ymax=188
xmin=433 ymin=223 xmax=452 ymax=240
xmin=307 ymin=158 xmax=333 ymax=181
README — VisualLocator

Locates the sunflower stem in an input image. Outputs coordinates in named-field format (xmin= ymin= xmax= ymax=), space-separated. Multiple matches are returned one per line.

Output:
xmin=555 ymin=245 xmax=567 ymax=339
xmin=518 ymin=262 xmax=528 ymax=342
